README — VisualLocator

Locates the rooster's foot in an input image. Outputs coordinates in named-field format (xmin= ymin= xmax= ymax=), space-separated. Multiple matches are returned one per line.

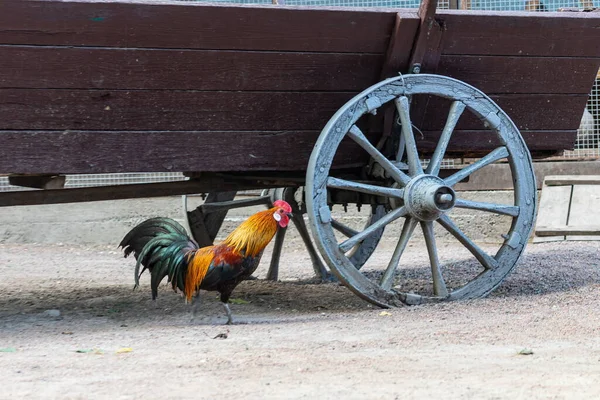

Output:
xmin=222 ymin=302 xmax=234 ymax=325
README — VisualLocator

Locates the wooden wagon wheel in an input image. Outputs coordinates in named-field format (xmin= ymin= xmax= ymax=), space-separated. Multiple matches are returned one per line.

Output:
xmin=306 ymin=74 xmax=537 ymax=307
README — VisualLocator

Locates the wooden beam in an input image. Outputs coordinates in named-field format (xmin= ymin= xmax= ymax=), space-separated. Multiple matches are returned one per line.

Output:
xmin=379 ymin=12 xmax=420 ymax=79
xmin=536 ymin=226 xmax=600 ymax=236
xmin=0 ymin=176 xmax=300 ymax=207
xmin=0 ymin=0 xmax=396 ymax=53
xmin=0 ymin=46 xmax=383 ymax=92
xmin=408 ymin=0 xmax=444 ymax=74
xmin=544 ymin=175 xmax=600 ymax=186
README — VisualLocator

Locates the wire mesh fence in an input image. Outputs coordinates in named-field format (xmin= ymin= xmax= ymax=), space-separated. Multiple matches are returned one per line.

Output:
xmin=1 ymin=0 xmax=598 ymax=192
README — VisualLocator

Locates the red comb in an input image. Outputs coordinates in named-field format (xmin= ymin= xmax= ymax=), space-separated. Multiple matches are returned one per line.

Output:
xmin=273 ymin=200 xmax=292 ymax=213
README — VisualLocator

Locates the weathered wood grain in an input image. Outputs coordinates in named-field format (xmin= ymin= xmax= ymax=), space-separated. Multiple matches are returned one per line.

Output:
xmin=439 ymin=10 xmax=600 ymax=57
xmin=0 ymin=0 xmax=398 ymax=53
xmin=0 ymin=129 xmax=576 ymax=175
xmin=437 ymin=55 xmax=600 ymax=94
xmin=537 ymin=226 xmax=600 ymax=236
xmin=379 ymin=13 xmax=420 ymax=78
xmin=566 ymin=184 xmax=600 ymax=240
xmin=1 ymin=90 xmax=587 ymax=132
xmin=545 ymin=175 xmax=600 ymax=186
xmin=416 ymin=94 xmax=589 ymax=131
xmin=533 ymin=184 xmax=572 ymax=242
xmin=0 ymin=130 xmax=374 ymax=174
xmin=0 ymin=89 xmax=354 ymax=131
xmin=0 ymin=177 xmax=299 ymax=207
xmin=4 ymin=46 xmax=596 ymax=96
xmin=408 ymin=0 xmax=444 ymax=74
xmin=416 ymin=129 xmax=578 ymax=154
xmin=0 ymin=46 xmax=382 ymax=91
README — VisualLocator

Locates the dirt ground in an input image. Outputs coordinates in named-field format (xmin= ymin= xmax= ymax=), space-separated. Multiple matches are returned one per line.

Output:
xmin=1 ymin=235 xmax=600 ymax=399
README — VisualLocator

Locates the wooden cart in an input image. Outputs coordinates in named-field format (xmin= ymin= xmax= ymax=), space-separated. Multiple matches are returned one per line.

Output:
xmin=1 ymin=0 xmax=599 ymax=307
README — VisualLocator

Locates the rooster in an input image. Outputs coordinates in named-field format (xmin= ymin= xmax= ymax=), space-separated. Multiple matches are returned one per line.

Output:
xmin=119 ymin=200 xmax=292 ymax=324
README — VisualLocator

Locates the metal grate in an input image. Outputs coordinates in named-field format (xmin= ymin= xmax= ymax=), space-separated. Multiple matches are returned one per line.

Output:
xmin=0 ymin=173 xmax=187 ymax=192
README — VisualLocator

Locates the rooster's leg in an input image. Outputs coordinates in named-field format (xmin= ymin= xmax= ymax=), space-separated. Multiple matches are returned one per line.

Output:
xmin=190 ymin=291 xmax=202 ymax=323
xmin=222 ymin=302 xmax=234 ymax=325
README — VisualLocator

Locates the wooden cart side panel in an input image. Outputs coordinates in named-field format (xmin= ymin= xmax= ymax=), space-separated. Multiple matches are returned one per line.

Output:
xmin=439 ymin=10 xmax=600 ymax=57
xmin=1 ymin=2 xmax=600 ymax=175
xmin=0 ymin=129 xmax=575 ymax=174
xmin=0 ymin=47 xmax=384 ymax=92
xmin=0 ymin=130 xmax=374 ymax=173
xmin=0 ymin=90 xmax=588 ymax=132
xmin=4 ymin=47 xmax=596 ymax=94
xmin=0 ymin=0 xmax=399 ymax=53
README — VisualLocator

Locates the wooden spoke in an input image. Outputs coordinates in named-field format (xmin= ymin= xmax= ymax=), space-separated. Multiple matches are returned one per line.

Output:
xmin=437 ymin=214 xmax=498 ymax=270
xmin=327 ymin=177 xmax=404 ymax=198
xmin=421 ymin=221 xmax=449 ymax=297
xmin=395 ymin=134 xmax=406 ymax=165
xmin=394 ymin=96 xmax=424 ymax=176
xmin=444 ymin=146 xmax=509 ymax=186
xmin=339 ymin=206 xmax=407 ymax=253
xmin=426 ymin=101 xmax=467 ymax=176
xmin=347 ymin=125 xmax=410 ymax=186
xmin=380 ymin=217 xmax=418 ymax=291
xmin=454 ymin=198 xmax=520 ymax=217
xmin=331 ymin=219 xmax=359 ymax=238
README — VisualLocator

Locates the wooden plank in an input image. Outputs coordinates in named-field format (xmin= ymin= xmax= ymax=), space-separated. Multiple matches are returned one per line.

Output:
xmin=0 ymin=0 xmax=398 ymax=53
xmin=379 ymin=13 xmax=420 ymax=78
xmin=1 ymin=90 xmax=589 ymax=132
xmin=533 ymin=185 xmax=572 ymax=242
xmin=417 ymin=94 xmax=589 ymax=132
xmin=416 ymin=129 xmax=578 ymax=155
xmin=537 ymin=226 xmax=600 ymax=236
xmin=408 ymin=0 xmax=444 ymax=74
xmin=0 ymin=46 xmax=382 ymax=91
xmin=566 ymin=185 xmax=600 ymax=240
xmin=0 ymin=89 xmax=354 ymax=131
xmin=439 ymin=10 xmax=600 ymax=57
xmin=0 ymin=128 xmax=574 ymax=175
xmin=545 ymin=175 xmax=600 ymax=186
xmin=437 ymin=55 xmax=600 ymax=94
xmin=0 ymin=130 xmax=373 ymax=174
xmin=0 ymin=177 xmax=299 ymax=208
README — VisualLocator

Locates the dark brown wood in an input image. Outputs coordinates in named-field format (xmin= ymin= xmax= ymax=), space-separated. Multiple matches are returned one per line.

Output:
xmin=0 ymin=90 xmax=355 ymax=131
xmin=416 ymin=130 xmax=578 ymax=155
xmin=439 ymin=10 xmax=600 ymax=57
xmin=417 ymin=94 xmax=590 ymax=131
xmin=0 ymin=46 xmax=382 ymax=91
xmin=437 ymin=56 xmax=600 ymax=94
xmin=379 ymin=12 xmax=420 ymax=78
xmin=0 ymin=128 xmax=575 ymax=175
xmin=8 ymin=174 xmax=65 ymax=189
xmin=0 ymin=0 xmax=397 ymax=53
xmin=0 ymin=130 xmax=373 ymax=174
xmin=0 ymin=176 xmax=298 ymax=208
xmin=408 ymin=0 xmax=444 ymax=74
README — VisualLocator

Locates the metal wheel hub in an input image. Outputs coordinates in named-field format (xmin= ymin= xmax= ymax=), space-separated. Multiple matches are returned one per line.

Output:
xmin=403 ymin=175 xmax=456 ymax=221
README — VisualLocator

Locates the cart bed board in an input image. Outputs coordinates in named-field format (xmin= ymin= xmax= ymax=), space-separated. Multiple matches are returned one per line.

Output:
xmin=1 ymin=0 xmax=599 ymax=307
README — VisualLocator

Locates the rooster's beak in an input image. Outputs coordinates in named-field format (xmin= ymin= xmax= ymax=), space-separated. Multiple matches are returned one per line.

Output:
xmin=286 ymin=212 xmax=293 ymax=218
